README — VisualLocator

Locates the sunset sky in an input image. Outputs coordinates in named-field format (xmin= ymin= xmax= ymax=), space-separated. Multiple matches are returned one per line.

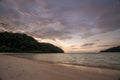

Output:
xmin=0 ymin=0 xmax=120 ymax=53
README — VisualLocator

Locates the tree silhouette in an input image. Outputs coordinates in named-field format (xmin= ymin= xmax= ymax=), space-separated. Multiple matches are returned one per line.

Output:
xmin=0 ymin=32 xmax=64 ymax=53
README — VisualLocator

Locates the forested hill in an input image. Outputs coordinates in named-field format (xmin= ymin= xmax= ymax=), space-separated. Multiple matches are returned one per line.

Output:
xmin=0 ymin=32 xmax=64 ymax=53
xmin=101 ymin=46 xmax=120 ymax=52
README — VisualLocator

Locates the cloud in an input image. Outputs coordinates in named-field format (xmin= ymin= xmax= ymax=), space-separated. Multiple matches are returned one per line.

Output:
xmin=0 ymin=0 xmax=120 ymax=41
xmin=48 ymin=0 xmax=120 ymax=38
xmin=81 ymin=43 xmax=95 ymax=47
xmin=97 ymin=45 xmax=112 ymax=47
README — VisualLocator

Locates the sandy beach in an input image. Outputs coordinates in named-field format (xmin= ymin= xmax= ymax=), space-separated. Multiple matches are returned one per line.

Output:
xmin=0 ymin=55 xmax=120 ymax=80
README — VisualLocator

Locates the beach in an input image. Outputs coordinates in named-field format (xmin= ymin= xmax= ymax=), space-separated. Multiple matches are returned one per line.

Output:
xmin=0 ymin=55 xmax=120 ymax=80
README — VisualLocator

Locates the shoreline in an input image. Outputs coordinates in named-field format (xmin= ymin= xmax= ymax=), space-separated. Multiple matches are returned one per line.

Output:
xmin=0 ymin=55 xmax=120 ymax=80
xmin=6 ymin=54 xmax=120 ymax=71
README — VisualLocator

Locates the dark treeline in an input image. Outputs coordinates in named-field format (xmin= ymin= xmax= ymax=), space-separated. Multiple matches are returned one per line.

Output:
xmin=0 ymin=32 xmax=64 ymax=53
xmin=101 ymin=46 xmax=120 ymax=52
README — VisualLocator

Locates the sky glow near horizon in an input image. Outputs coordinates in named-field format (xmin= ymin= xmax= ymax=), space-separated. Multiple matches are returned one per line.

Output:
xmin=0 ymin=0 xmax=120 ymax=52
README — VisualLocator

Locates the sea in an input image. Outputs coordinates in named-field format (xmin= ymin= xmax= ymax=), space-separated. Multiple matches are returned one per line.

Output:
xmin=3 ymin=52 xmax=120 ymax=70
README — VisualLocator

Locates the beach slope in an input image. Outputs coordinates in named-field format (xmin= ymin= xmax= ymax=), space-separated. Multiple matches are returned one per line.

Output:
xmin=0 ymin=55 xmax=120 ymax=80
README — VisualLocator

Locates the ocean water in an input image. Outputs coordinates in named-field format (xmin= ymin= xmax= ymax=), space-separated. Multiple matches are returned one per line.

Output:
xmin=11 ymin=52 xmax=120 ymax=70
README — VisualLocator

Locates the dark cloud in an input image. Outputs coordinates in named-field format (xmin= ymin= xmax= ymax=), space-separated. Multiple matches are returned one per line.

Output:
xmin=81 ymin=43 xmax=95 ymax=47
xmin=0 ymin=0 xmax=120 ymax=43
xmin=31 ymin=28 xmax=72 ymax=40
xmin=46 ymin=0 xmax=120 ymax=38
xmin=97 ymin=45 xmax=112 ymax=47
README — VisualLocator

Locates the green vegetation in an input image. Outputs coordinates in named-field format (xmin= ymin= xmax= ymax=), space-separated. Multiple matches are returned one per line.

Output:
xmin=101 ymin=46 xmax=120 ymax=52
xmin=0 ymin=32 xmax=64 ymax=53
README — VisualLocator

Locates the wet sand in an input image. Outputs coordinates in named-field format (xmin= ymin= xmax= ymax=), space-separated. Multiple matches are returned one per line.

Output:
xmin=0 ymin=55 xmax=120 ymax=80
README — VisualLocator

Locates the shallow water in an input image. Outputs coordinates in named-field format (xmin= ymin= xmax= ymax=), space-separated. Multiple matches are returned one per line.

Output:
xmin=2 ymin=52 xmax=120 ymax=69
xmin=34 ymin=53 xmax=120 ymax=69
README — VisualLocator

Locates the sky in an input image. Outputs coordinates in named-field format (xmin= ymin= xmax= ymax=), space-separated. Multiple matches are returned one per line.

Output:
xmin=0 ymin=0 xmax=120 ymax=53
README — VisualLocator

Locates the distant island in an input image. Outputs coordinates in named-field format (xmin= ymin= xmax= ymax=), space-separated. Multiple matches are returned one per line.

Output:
xmin=0 ymin=32 xmax=64 ymax=53
xmin=101 ymin=46 xmax=120 ymax=52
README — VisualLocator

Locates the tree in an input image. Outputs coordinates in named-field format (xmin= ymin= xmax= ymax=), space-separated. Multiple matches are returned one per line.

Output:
xmin=0 ymin=32 xmax=64 ymax=53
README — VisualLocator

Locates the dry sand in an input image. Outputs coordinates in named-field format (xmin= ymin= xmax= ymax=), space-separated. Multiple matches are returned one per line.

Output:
xmin=0 ymin=55 xmax=120 ymax=80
